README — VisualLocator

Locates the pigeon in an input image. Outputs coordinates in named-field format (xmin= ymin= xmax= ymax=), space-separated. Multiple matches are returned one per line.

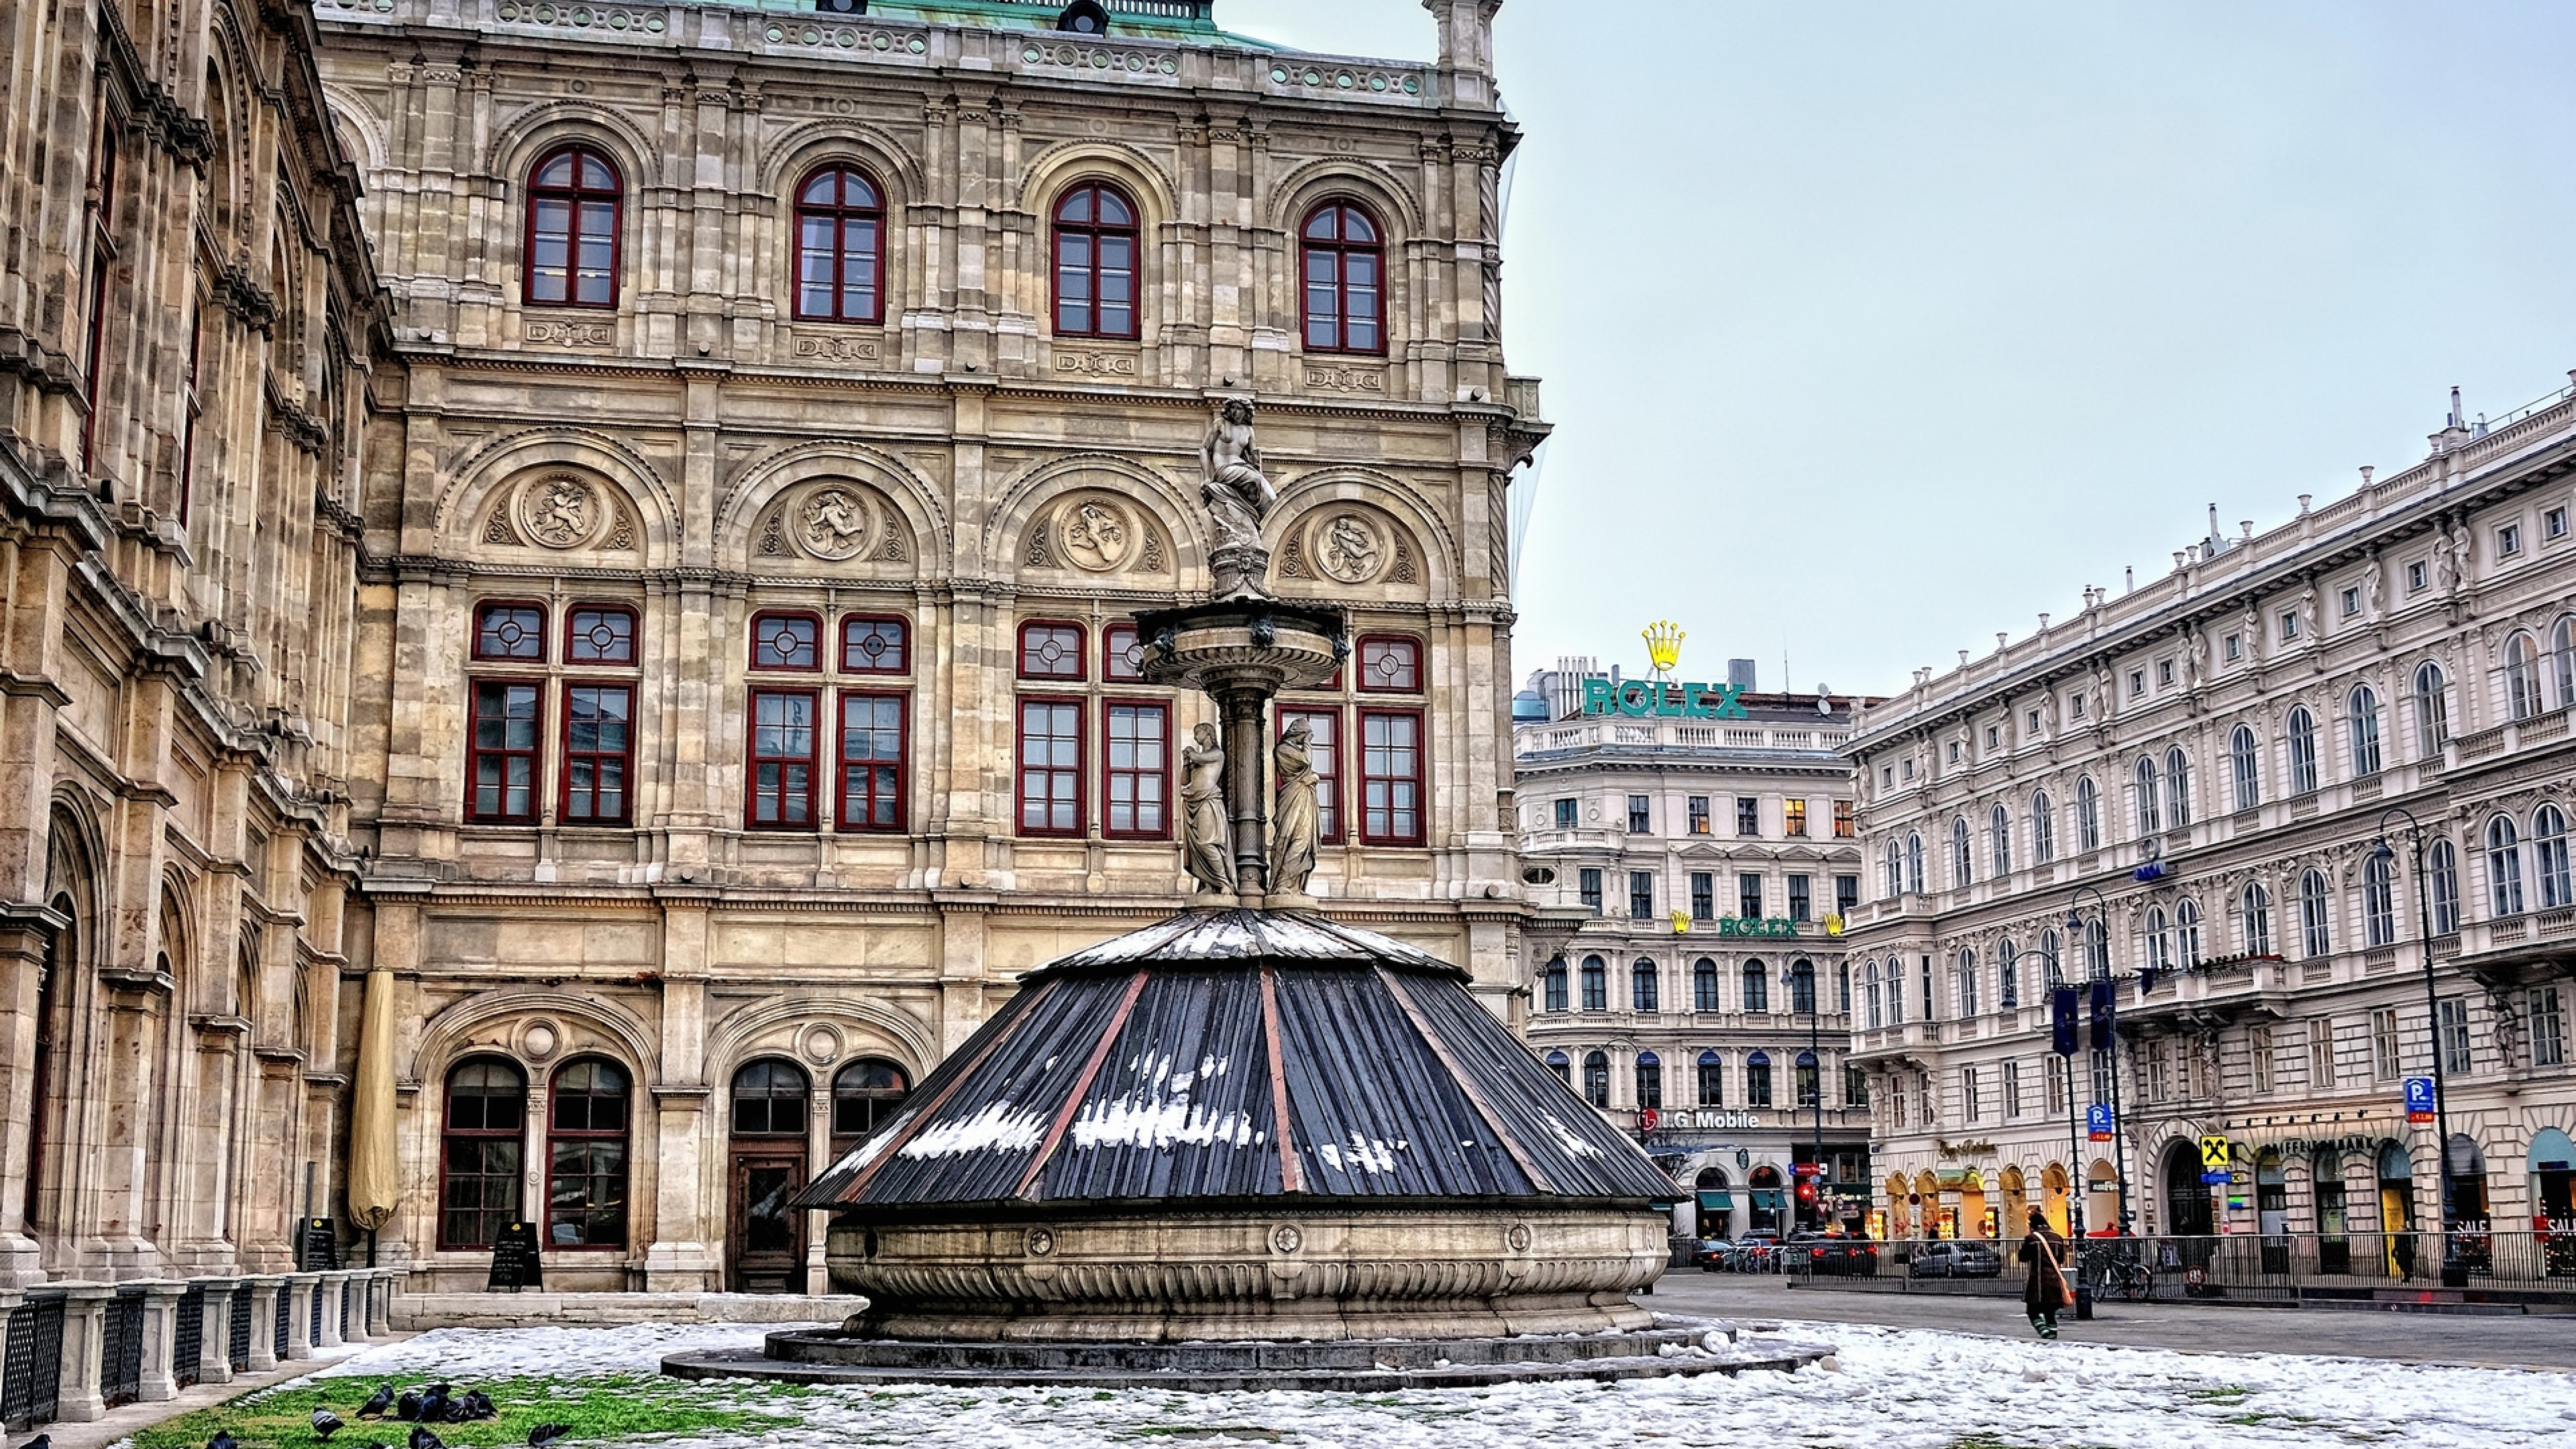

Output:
xmin=527 ymin=1425 xmax=572 ymax=1448
xmin=358 ymin=1383 xmax=396 ymax=1419
xmin=24 ymin=1435 xmax=50 ymax=1449
xmin=313 ymin=1408 xmax=346 ymax=1440
xmin=415 ymin=1386 xmax=451 ymax=1424
xmin=451 ymin=1391 xmax=498 ymax=1423
xmin=395 ymin=1391 xmax=424 ymax=1422
xmin=408 ymin=1427 xmax=445 ymax=1449
xmin=210 ymin=1432 xmax=240 ymax=1449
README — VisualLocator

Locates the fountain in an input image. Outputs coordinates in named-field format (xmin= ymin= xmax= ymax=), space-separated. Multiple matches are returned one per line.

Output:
xmin=663 ymin=403 xmax=1826 ymax=1390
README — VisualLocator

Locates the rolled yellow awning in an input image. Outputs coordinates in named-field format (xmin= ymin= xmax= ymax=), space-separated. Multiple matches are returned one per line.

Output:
xmin=346 ymin=967 xmax=400 ymax=1230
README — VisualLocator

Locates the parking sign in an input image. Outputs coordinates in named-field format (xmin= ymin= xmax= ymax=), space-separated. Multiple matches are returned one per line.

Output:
xmin=2087 ymin=1103 xmax=2114 ymax=1142
xmin=2403 ymin=1076 xmax=2435 ymax=1123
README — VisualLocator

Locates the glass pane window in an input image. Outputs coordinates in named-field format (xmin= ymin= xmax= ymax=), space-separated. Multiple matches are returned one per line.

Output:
xmin=566 ymin=605 xmax=635 ymax=665
xmin=561 ymin=684 xmax=632 ymax=824
xmin=1103 ymin=701 xmax=1170 ymax=837
xmin=1104 ymin=622 xmax=1147 ymax=682
xmin=1018 ymin=698 xmax=1084 ymax=835
xmin=752 ymin=612 xmax=821 ymax=671
xmin=439 ymin=1060 xmax=526 ymax=1249
xmin=1052 ymin=181 xmax=1141 ymax=339
xmin=749 ymin=689 xmax=818 ymax=826
xmin=1579 ymin=955 xmax=1606 ymax=1010
xmin=1359 ymin=709 xmax=1422 ymax=844
xmin=792 ymin=167 xmax=885 ymax=322
xmin=1358 ymin=636 xmax=1421 ymax=693
xmin=526 ymin=146 xmax=621 ymax=308
xmin=832 ymin=1059 xmax=911 ymax=1141
xmin=838 ymin=691 xmax=906 ymax=831
xmin=730 ymin=1059 xmax=811 ymax=1137
xmin=841 ymin=615 xmax=909 ymax=674
xmin=1019 ymin=621 xmax=1086 ymax=680
xmin=475 ymin=602 xmax=547 ymax=662
xmin=545 ymin=1060 xmax=629 ymax=1247
xmin=1299 ymin=202 xmax=1385 ymax=354
xmin=468 ymin=681 xmax=542 ymax=822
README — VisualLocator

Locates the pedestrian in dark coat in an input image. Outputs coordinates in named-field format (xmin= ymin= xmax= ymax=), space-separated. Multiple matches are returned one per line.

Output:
xmin=2020 ymin=1219 xmax=2072 ymax=1339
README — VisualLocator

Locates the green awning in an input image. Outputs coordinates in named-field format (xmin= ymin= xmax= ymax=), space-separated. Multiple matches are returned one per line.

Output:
xmin=1696 ymin=1190 xmax=1733 ymax=1212
xmin=1749 ymin=1189 xmax=1788 ymax=1210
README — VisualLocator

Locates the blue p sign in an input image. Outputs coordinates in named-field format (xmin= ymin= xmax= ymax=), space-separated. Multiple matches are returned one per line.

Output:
xmin=2403 ymin=1076 xmax=2435 ymax=1119
xmin=2086 ymin=1103 xmax=2114 ymax=1140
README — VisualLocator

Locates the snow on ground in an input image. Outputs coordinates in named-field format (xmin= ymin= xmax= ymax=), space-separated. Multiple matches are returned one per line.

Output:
xmin=302 ymin=1317 xmax=2576 ymax=1448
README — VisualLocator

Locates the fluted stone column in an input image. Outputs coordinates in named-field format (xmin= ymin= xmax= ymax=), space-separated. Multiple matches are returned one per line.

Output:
xmin=55 ymin=1283 xmax=112 ymax=1421
xmin=196 ymin=1279 xmax=237 ymax=1384
xmin=137 ymin=1281 xmax=186 ymax=1401
xmin=241 ymin=1276 xmax=283 ymax=1372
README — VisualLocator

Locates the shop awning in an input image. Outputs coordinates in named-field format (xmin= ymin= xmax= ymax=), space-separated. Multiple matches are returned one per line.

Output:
xmin=1748 ymin=1189 xmax=1788 ymax=1210
xmin=1696 ymin=1190 xmax=1733 ymax=1212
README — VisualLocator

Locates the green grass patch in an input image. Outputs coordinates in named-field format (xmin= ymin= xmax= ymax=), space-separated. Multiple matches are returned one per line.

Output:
xmin=131 ymin=1374 xmax=798 ymax=1449
xmin=2186 ymin=1386 xmax=2253 ymax=1403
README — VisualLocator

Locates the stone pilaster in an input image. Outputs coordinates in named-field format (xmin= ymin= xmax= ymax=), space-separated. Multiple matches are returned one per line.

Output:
xmin=136 ymin=1280 xmax=185 ymax=1401
xmin=316 ymin=1271 xmax=349 ymax=1347
xmin=195 ymin=1279 xmax=237 ymax=1384
xmin=54 ymin=1282 xmax=112 ymax=1421
xmin=284 ymin=1273 xmax=317 ymax=1359
xmin=240 ymin=1276 xmax=283 ymax=1372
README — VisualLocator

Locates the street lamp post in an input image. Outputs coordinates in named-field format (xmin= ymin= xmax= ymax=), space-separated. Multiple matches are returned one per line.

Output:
xmin=2039 ymin=932 xmax=2093 ymax=1320
xmin=2374 ymin=806 xmax=2465 ymax=1289
xmin=1795 ymin=958 xmax=1826 ymax=1229
xmin=2068 ymin=882 xmax=2132 ymax=1233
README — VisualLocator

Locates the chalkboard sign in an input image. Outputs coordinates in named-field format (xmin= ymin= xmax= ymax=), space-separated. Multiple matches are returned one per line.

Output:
xmin=300 ymin=1217 xmax=340 ymax=1271
xmin=486 ymin=1221 xmax=543 ymax=1291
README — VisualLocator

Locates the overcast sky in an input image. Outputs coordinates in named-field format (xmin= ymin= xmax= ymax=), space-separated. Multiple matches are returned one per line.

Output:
xmin=1224 ymin=1 xmax=2576 ymax=699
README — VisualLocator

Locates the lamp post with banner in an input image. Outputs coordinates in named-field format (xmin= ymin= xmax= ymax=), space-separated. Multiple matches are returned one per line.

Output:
xmin=2067 ymin=882 xmax=2131 ymax=1234
xmin=1791 ymin=956 xmax=1827 ymax=1230
xmin=2374 ymin=805 xmax=2465 ymax=1287
xmin=2043 ymin=931 xmax=2092 ymax=1319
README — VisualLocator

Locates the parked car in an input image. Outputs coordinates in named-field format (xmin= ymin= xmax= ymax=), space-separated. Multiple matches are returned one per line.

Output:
xmin=1907 ymin=1240 xmax=2005 ymax=1278
xmin=1723 ymin=1230 xmax=1787 ymax=1272
xmin=1692 ymin=1237 xmax=1732 ymax=1271
xmin=1788 ymin=1230 xmax=1879 ymax=1276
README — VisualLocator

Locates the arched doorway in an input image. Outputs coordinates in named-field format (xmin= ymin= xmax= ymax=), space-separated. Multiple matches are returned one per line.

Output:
xmin=727 ymin=1059 xmax=811 ymax=1292
xmin=1885 ymin=1173 xmax=1912 ymax=1239
xmin=2377 ymin=1140 xmax=2417 ymax=1279
xmin=2447 ymin=1134 xmax=2492 ymax=1275
xmin=21 ymin=903 xmax=70 ymax=1241
xmin=2162 ymin=1139 xmax=2213 ymax=1237
xmin=1999 ymin=1165 xmax=2029 ymax=1240
xmin=2041 ymin=1162 xmax=2069 ymax=1236
xmin=2531 ymin=1128 xmax=2575 ymax=1277
xmin=2085 ymin=1157 xmax=2120 ymax=1236
xmin=1913 ymin=1169 xmax=1944 ymax=1237
xmin=1748 ymin=1164 xmax=1785 ymax=1233
xmin=2312 ymin=1148 xmax=2351 ymax=1274
xmin=2256 ymin=1150 xmax=2289 ymax=1272
xmin=1958 ymin=1170 xmax=1989 ymax=1240
xmin=1693 ymin=1165 xmax=1733 ymax=1240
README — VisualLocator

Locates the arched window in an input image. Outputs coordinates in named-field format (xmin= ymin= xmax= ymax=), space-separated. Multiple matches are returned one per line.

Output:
xmin=2430 ymin=839 xmax=2461 ymax=935
xmin=1905 ymin=831 xmax=1925 ymax=894
xmin=2361 ymin=851 xmax=2396 ymax=948
xmin=2239 ymin=882 xmax=2274 ymax=957
xmin=793 ymin=166 xmax=886 ymax=321
xmin=2040 ymin=928 xmax=2064 ymax=985
xmin=1696 ymin=1050 xmax=1723 ymax=1105
xmin=1882 ymin=838 xmax=1902 ymax=898
xmin=1582 ymin=1050 xmax=1611 ymax=1107
xmin=2348 ymin=685 xmax=2383 ymax=777
xmin=2144 ymin=906 xmax=2172 ymax=974
xmin=1542 ymin=957 xmax=1568 ymax=1012
xmin=2413 ymin=661 xmax=2450 ymax=758
xmin=2075 ymin=776 xmax=2102 ymax=852
xmin=1864 ymin=959 xmax=1883 ymax=1029
xmin=2554 ymin=617 xmax=2576 ymax=710
xmin=2287 ymin=705 xmax=2320 ymax=795
xmin=1299 ymin=201 xmax=1384 ymax=354
xmin=2488 ymin=815 xmax=2526 ymax=917
xmin=1997 ymin=938 xmax=2020 ymax=1008
xmin=438 ymin=1059 xmax=526 ymax=1249
xmin=546 ymin=1059 xmax=630 ymax=1247
xmin=1746 ymin=1050 xmax=1774 ymax=1107
xmin=1955 ymin=948 xmax=1979 ymax=1016
xmin=1632 ymin=957 xmax=1660 ymax=1013
xmin=1051 ymin=180 xmax=1140 ymax=339
xmin=1545 ymin=1049 xmax=1571 ymax=1089
xmin=2298 ymin=869 xmax=2332 ymax=958
xmin=1579 ymin=954 xmax=1606 ymax=1010
xmin=1990 ymin=803 xmax=2012 ymax=877
xmin=831 ymin=1059 xmax=911 ymax=1145
xmin=1788 ymin=957 xmax=1817 ymax=1014
xmin=2133 ymin=757 xmax=2161 ymax=836
xmin=1741 ymin=959 xmax=1769 ymax=1013
xmin=2230 ymin=723 xmax=2262 ymax=812
xmin=2083 ymin=916 xmax=2110 ymax=978
xmin=1634 ymin=1050 xmax=1663 ymax=1109
xmin=525 ymin=145 xmax=621 ymax=307
xmin=2164 ymin=745 xmax=2193 ymax=827
xmin=2504 ymin=632 xmax=2542 ymax=721
xmin=731 ymin=1058 xmax=810 ymax=1137
xmin=1795 ymin=1049 xmax=1821 ymax=1108
xmin=2031 ymin=790 xmax=2056 ymax=864
xmin=1951 ymin=816 xmax=1973 ymax=887
xmin=2536 ymin=803 xmax=2571 ymax=911
xmin=2175 ymin=900 xmax=2203 ymax=967
xmin=1837 ymin=959 xmax=1852 ymax=1014
xmin=1692 ymin=956 xmax=1720 ymax=1012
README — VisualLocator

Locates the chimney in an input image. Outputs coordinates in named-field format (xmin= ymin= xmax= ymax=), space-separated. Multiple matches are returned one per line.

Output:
xmin=1727 ymin=658 xmax=1756 ymax=692
xmin=1423 ymin=0 xmax=1503 ymax=109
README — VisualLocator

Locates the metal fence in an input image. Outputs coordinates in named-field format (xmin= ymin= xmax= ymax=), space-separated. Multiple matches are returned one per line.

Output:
xmin=272 ymin=1285 xmax=291 ymax=1359
xmin=1 ymin=1292 xmax=65 ymax=1431
xmin=227 ymin=1289 xmax=253 ymax=1372
xmin=100 ymin=1287 xmax=146 ymax=1408
xmin=1809 ymin=1230 xmax=2576 ymax=1303
xmin=173 ymin=1284 xmax=205 ymax=1389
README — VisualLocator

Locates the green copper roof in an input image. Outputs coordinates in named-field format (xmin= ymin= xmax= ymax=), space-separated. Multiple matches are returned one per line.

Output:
xmin=845 ymin=0 xmax=1272 ymax=46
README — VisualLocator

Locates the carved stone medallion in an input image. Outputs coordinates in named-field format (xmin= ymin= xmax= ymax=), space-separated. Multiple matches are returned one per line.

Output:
xmin=517 ymin=473 xmax=608 ymax=549
xmin=1055 ymin=495 xmax=1137 ymax=573
xmin=1314 ymin=510 xmax=1386 ymax=584
xmin=793 ymin=484 xmax=877 ymax=561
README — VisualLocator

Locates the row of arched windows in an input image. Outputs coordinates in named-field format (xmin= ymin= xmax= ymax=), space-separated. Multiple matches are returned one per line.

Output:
xmin=436 ymin=1053 xmax=911 ymax=1250
xmin=1543 ymin=1046 xmax=1827 ymax=1110
xmin=520 ymin=145 xmax=1389 ymax=353
xmin=1540 ymin=954 xmax=1843 ymax=1016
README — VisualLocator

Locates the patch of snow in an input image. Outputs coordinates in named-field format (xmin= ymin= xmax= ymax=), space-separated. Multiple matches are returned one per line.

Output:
xmin=1540 ymin=1113 xmax=1606 ymax=1160
xmin=895 ymin=1100 xmax=1046 ymax=1160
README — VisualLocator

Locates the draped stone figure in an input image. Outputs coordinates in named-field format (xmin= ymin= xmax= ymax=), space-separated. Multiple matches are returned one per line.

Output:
xmin=1181 ymin=721 xmax=1234 ymax=896
xmin=1270 ymin=717 xmax=1322 ymax=899
xmin=1201 ymin=397 xmax=1278 ymax=598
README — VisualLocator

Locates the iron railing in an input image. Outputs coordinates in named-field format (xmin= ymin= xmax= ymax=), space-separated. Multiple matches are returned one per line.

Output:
xmin=272 ymin=1285 xmax=291 ymax=1358
xmin=100 ymin=1287 xmax=145 ymax=1407
xmin=227 ymin=1289 xmax=252 ymax=1371
xmin=172 ymin=1284 xmax=205 ymax=1388
xmin=1 ymin=1292 xmax=66 ymax=1430
xmin=1812 ymin=1230 xmax=2576 ymax=1301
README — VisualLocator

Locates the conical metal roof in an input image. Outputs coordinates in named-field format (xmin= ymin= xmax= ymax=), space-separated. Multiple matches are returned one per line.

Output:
xmin=799 ymin=909 xmax=1672 ymax=1213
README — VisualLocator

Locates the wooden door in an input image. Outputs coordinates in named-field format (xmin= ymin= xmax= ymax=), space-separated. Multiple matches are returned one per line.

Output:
xmin=726 ymin=1148 xmax=807 ymax=1293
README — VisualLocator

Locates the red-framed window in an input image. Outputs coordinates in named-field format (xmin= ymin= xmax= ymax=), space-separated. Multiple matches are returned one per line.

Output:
xmin=525 ymin=144 xmax=621 ymax=308
xmin=1300 ymin=201 xmax=1384 ymax=355
xmin=1051 ymin=181 xmax=1140 ymax=339
xmin=793 ymin=166 xmax=886 ymax=323
xmin=1017 ymin=696 xmax=1085 ymax=836
xmin=748 ymin=688 xmax=820 ymax=828
xmin=560 ymin=683 xmax=633 ymax=825
xmin=1356 ymin=634 xmax=1421 ymax=693
xmin=1359 ymin=707 xmax=1424 ymax=845
xmin=436 ymin=1058 xmax=526 ymax=1250
xmin=474 ymin=601 xmax=549 ymax=662
xmin=1102 ymin=699 xmax=1171 ymax=839
xmin=1019 ymin=620 xmax=1086 ymax=680
xmin=467 ymin=680 xmax=544 ymax=823
xmin=1104 ymin=622 xmax=1147 ymax=682
xmin=837 ymin=690 xmax=907 ymax=832
xmin=544 ymin=1059 xmax=629 ymax=1248
xmin=841 ymin=614 xmax=910 ymax=674
xmin=1279 ymin=706 xmax=1344 ymax=844
xmin=566 ymin=604 xmax=637 ymax=665
xmin=751 ymin=610 xmax=822 ymax=672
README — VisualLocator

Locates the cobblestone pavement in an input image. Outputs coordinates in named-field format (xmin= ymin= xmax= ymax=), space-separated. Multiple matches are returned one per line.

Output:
xmin=1649 ymin=1271 xmax=2576 ymax=1369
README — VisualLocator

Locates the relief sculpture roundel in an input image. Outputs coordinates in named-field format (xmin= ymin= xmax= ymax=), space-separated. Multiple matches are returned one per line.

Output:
xmin=1315 ymin=511 xmax=1386 ymax=584
xmin=793 ymin=484 xmax=877 ymax=561
xmin=518 ymin=473 xmax=608 ymax=549
xmin=1056 ymin=496 xmax=1136 ymax=573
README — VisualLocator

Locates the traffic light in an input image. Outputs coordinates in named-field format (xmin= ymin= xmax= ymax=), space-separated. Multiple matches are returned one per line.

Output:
xmin=1797 ymin=1179 xmax=1818 ymax=1203
xmin=2050 ymin=985 xmax=2079 ymax=1057
xmin=2088 ymin=977 xmax=2117 ymax=1052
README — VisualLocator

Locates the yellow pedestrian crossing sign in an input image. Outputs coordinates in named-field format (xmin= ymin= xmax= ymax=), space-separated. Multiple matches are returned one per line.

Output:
xmin=2199 ymin=1135 xmax=2230 ymax=1170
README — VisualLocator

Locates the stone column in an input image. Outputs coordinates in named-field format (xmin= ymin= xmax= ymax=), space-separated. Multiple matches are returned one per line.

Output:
xmin=337 ymin=1272 xmax=370 ymax=1344
xmin=137 ymin=1280 xmax=186 ymax=1401
xmin=55 ymin=1283 xmax=113 ymax=1421
xmin=0 ymin=1286 xmax=19 ymax=1388
xmin=366 ymin=1268 xmax=393 ymax=1337
xmin=241 ymin=1276 xmax=283 ymax=1372
xmin=284 ymin=1273 xmax=317 ymax=1359
xmin=196 ymin=1279 xmax=237 ymax=1384
xmin=316 ymin=1271 xmax=349 ymax=1347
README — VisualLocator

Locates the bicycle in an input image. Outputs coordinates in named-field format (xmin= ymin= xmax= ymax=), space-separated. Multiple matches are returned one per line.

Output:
xmin=2083 ymin=1249 xmax=2154 ymax=1302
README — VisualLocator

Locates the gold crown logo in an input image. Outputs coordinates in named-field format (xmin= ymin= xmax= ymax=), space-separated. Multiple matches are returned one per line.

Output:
xmin=1642 ymin=620 xmax=1685 ymax=678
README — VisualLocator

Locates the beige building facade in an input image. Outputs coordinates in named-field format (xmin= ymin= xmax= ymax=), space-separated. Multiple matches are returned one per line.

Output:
xmin=1842 ymin=390 xmax=2576 ymax=1257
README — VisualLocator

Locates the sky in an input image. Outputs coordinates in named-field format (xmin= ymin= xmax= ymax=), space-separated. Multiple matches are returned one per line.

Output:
xmin=1222 ymin=0 xmax=2576 ymax=699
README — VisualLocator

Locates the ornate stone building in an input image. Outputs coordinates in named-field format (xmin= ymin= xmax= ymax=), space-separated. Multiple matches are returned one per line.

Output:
xmin=312 ymin=0 xmax=1544 ymax=1294
xmin=1513 ymin=658 xmax=1875 ymax=1240
xmin=1843 ymin=390 xmax=2576 ymax=1256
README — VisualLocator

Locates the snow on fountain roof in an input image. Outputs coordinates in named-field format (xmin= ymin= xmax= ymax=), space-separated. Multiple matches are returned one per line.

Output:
xmin=799 ymin=910 xmax=1673 ymax=1212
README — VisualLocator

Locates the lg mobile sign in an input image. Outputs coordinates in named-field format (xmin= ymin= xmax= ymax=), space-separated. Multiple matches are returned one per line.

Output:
xmin=1581 ymin=678 xmax=1754 ymax=719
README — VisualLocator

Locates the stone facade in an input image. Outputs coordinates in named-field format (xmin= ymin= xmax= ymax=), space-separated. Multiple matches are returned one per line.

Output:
xmin=1512 ymin=661 xmax=1876 ymax=1238
xmin=1842 ymin=394 xmax=2576 ymax=1251
xmin=311 ymin=0 xmax=1545 ymax=1294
